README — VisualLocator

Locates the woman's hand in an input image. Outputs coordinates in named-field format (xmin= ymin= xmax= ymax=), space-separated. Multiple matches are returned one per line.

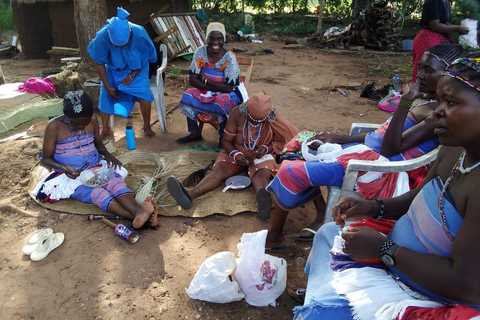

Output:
xmin=341 ymin=226 xmax=387 ymax=260
xmin=333 ymin=198 xmax=378 ymax=228
xmin=456 ymin=26 xmax=469 ymax=35
xmin=401 ymin=81 xmax=423 ymax=102
xmin=255 ymin=145 xmax=268 ymax=159
xmin=309 ymin=132 xmax=351 ymax=144
xmin=63 ymin=165 xmax=81 ymax=179
xmin=235 ymin=153 xmax=249 ymax=166
xmin=104 ymin=154 xmax=122 ymax=169
xmin=120 ymin=74 xmax=133 ymax=86
xmin=106 ymin=86 xmax=120 ymax=100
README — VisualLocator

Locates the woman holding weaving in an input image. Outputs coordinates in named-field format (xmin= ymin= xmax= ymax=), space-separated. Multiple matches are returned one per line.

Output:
xmin=33 ymin=91 xmax=158 ymax=229
xmin=167 ymin=91 xmax=298 ymax=219
xmin=411 ymin=0 xmax=468 ymax=81
xmin=290 ymin=55 xmax=480 ymax=320
xmin=176 ymin=22 xmax=248 ymax=147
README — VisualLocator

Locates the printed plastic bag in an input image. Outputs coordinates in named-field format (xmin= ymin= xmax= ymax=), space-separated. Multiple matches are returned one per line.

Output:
xmin=234 ymin=230 xmax=287 ymax=307
xmin=186 ymin=251 xmax=245 ymax=303
xmin=301 ymin=139 xmax=342 ymax=161
xmin=378 ymin=91 xmax=401 ymax=112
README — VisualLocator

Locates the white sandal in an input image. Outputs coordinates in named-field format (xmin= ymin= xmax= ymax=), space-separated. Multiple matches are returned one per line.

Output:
xmin=22 ymin=228 xmax=53 ymax=255
xmin=30 ymin=232 xmax=65 ymax=262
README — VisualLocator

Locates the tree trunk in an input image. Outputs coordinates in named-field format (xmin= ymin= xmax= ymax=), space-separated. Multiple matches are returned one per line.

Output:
xmin=74 ymin=0 xmax=107 ymax=72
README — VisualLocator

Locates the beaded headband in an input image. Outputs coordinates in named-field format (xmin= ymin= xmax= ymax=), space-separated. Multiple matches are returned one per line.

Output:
xmin=442 ymin=58 xmax=480 ymax=92
xmin=424 ymin=51 xmax=449 ymax=67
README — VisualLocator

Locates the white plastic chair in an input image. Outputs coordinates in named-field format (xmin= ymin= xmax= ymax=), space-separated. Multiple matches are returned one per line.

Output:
xmin=324 ymin=123 xmax=440 ymax=223
xmin=109 ymin=43 xmax=168 ymax=132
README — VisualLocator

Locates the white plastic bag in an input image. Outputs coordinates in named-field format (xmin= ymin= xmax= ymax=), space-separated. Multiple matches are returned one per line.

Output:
xmin=234 ymin=230 xmax=287 ymax=307
xmin=459 ymin=19 xmax=479 ymax=49
xmin=301 ymin=138 xmax=342 ymax=161
xmin=185 ymin=251 xmax=245 ymax=303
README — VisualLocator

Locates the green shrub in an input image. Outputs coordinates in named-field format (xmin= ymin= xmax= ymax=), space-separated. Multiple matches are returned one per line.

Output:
xmin=0 ymin=4 xmax=15 ymax=31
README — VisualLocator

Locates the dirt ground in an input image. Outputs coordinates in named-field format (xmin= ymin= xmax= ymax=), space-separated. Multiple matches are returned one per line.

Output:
xmin=0 ymin=39 xmax=411 ymax=320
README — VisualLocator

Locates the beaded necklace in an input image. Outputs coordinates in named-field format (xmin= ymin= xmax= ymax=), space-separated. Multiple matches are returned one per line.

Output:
xmin=438 ymin=153 xmax=463 ymax=242
xmin=458 ymin=151 xmax=480 ymax=174
xmin=242 ymin=117 xmax=263 ymax=150
xmin=65 ymin=117 xmax=92 ymax=165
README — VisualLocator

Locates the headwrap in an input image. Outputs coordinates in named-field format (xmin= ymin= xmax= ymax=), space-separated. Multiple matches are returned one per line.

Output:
xmin=206 ymin=22 xmax=226 ymax=41
xmin=246 ymin=91 xmax=276 ymax=122
xmin=443 ymin=58 xmax=480 ymax=92
xmin=107 ymin=7 xmax=131 ymax=47
xmin=63 ymin=90 xmax=94 ymax=119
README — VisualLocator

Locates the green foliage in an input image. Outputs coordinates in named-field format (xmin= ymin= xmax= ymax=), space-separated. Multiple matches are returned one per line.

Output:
xmin=452 ymin=0 xmax=480 ymax=21
xmin=170 ymin=65 xmax=183 ymax=77
xmin=0 ymin=4 xmax=15 ymax=31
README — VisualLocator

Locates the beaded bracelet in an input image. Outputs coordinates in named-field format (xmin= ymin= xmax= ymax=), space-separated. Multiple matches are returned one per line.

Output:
xmin=398 ymin=99 xmax=413 ymax=109
xmin=128 ymin=74 xmax=134 ymax=81
xmin=373 ymin=197 xmax=386 ymax=220
xmin=379 ymin=239 xmax=396 ymax=258
xmin=259 ymin=145 xmax=268 ymax=153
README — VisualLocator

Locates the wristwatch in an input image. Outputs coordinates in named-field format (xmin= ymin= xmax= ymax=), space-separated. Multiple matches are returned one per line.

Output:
xmin=380 ymin=240 xmax=399 ymax=267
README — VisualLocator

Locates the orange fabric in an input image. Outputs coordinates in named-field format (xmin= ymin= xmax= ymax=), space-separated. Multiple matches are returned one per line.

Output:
xmin=248 ymin=91 xmax=272 ymax=120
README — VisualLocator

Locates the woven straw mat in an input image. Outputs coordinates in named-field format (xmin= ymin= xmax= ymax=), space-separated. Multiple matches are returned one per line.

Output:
xmin=29 ymin=149 xmax=264 ymax=218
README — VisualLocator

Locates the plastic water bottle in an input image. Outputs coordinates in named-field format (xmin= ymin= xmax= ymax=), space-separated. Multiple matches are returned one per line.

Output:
xmin=125 ymin=123 xmax=136 ymax=150
xmin=392 ymin=74 xmax=400 ymax=92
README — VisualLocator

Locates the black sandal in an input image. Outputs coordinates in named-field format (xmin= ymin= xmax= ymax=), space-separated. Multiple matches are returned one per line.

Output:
xmin=176 ymin=134 xmax=203 ymax=144
xmin=287 ymin=288 xmax=306 ymax=305
xmin=167 ymin=176 xmax=192 ymax=209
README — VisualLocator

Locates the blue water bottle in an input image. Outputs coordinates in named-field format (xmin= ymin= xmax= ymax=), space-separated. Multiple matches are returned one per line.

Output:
xmin=125 ymin=123 xmax=136 ymax=150
xmin=392 ymin=74 xmax=400 ymax=92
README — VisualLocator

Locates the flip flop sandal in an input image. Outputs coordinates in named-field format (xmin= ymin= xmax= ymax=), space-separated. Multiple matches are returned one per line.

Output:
xmin=22 ymin=228 xmax=53 ymax=255
xmin=256 ymin=187 xmax=272 ymax=220
xmin=287 ymin=288 xmax=306 ymax=305
xmin=30 ymin=232 xmax=65 ymax=262
xmin=167 ymin=176 xmax=192 ymax=209
xmin=291 ymin=227 xmax=317 ymax=242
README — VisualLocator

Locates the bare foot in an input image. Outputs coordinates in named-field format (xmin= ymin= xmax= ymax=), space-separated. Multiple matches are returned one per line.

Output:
xmin=100 ymin=128 xmax=113 ymax=141
xmin=144 ymin=126 xmax=155 ymax=138
xmin=265 ymin=230 xmax=285 ymax=249
xmin=132 ymin=194 xmax=154 ymax=228
xmin=147 ymin=197 xmax=159 ymax=227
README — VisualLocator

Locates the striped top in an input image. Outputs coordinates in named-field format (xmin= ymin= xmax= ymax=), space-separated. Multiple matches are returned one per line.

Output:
xmin=53 ymin=133 xmax=100 ymax=171
xmin=364 ymin=113 xmax=439 ymax=161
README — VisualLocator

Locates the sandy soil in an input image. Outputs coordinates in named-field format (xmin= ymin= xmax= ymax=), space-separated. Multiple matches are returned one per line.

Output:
xmin=0 ymin=40 xmax=411 ymax=320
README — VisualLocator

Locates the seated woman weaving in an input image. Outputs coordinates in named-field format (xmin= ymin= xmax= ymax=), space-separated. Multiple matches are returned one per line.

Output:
xmin=265 ymin=44 xmax=461 ymax=250
xmin=290 ymin=55 xmax=480 ymax=320
xmin=33 ymin=91 xmax=158 ymax=229
xmin=167 ymin=91 xmax=298 ymax=219
xmin=176 ymin=22 xmax=248 ymax=148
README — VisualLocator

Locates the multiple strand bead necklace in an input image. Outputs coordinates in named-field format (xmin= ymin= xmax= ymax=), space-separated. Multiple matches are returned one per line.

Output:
xmin=65 ymin=117 xmax=92 ymax=165
xmin=438 ymin=150 xmax=480 ymax=241
xmin=242 ymin=116 xmax=263 ymax=150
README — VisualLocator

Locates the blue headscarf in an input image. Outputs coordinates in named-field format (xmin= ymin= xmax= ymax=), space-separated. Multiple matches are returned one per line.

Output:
xmin=107 ymin=7 xmax=131 ymax=46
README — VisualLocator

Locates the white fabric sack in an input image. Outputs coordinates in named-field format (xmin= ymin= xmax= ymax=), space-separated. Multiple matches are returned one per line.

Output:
xmin=234 ymin=230 xmax=287 ymax=307
xmin=460 ymin=19 xmax=479 ymax=49
xmin=301 ymin=139 xmax=342 ymax=161
xmin=185 ymin=251 xmax=245 ymax=303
